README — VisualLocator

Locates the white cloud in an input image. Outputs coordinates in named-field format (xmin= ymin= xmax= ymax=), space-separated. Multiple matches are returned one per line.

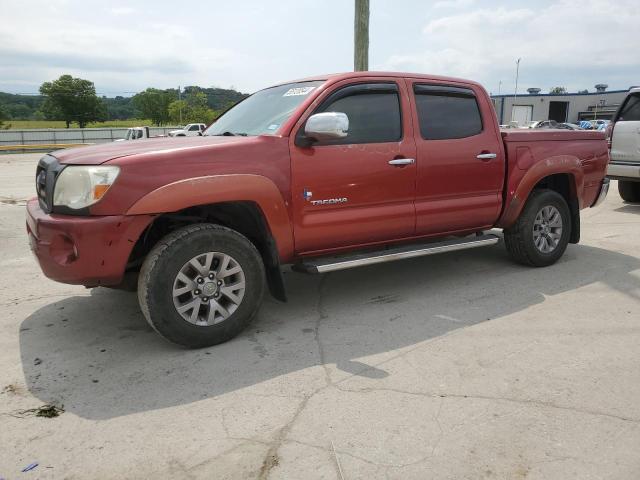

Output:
xmin=383 ymin=0 xmax=640 ymax=93
xmin=109 ymin=6 xmax=135 ymax=15
xmin=0 ymin=10 xmax=240 ymax=93
xmin=433 ymin=0 xmax=475 ymax=9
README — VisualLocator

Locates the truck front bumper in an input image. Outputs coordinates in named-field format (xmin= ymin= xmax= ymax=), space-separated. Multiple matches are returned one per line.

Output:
xmin=607 ymin=161 xmax=640 ymax=180
xmin=26 ymin=198 xmax=154 ymax=286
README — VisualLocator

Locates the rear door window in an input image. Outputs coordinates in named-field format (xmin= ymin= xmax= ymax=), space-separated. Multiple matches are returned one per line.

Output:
xmin=413 ymin=85 xmax=483 ymax=140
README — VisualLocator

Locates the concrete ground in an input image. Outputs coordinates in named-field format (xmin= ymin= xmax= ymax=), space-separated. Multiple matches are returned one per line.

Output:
xmin=1 ymin=153 xmax=639 ymax=479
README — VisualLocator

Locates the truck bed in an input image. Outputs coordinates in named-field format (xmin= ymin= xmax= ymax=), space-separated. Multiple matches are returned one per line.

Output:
xmin=500 ymin=128 xmax=609 ymax=216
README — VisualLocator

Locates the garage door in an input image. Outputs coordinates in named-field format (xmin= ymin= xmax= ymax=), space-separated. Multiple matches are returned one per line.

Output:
xmin=511 ymin=105 xmax=533 ymax=126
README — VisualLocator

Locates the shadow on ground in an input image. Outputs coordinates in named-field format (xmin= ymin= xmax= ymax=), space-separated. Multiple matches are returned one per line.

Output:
xmin=19 ymin=241 xmax=640 ymax=419
xmin=614 ymin=203 xmax=640 ymax=214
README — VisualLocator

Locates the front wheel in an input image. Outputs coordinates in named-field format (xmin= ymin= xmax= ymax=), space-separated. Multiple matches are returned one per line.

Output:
xmin=504 ymin=189 xmax=571 ymax=267
xmin=138 ymin=224 xmax=265 ymax=348
xmin=618 ymin=180 xmax=640 ymax=203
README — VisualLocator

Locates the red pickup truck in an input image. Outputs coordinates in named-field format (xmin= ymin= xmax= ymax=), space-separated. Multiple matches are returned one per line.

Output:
xmin=27 ymin=72 xmax=610 ymax=348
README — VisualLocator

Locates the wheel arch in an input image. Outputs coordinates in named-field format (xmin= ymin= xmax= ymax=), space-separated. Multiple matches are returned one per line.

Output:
xmin=124 ymin=175 xmax=293 ymax=301
xmin=127 ymin=201 xmax=287 ymax=301
xmin=498 ymin=158 xmax=583 ymax=244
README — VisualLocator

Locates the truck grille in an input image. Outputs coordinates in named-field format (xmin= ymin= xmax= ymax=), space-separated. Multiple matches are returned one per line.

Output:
xmin=35 ymin=155 xmax=64 ymax=213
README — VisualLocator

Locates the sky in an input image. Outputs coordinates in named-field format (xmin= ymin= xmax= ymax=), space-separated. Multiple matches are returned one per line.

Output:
xmin=0 ymin=0 xmax=638 ymax=96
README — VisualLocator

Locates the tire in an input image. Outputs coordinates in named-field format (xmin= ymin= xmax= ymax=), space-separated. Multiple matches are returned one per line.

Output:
xmin=138 ymin=224 xmax=265 ymax=348
xmin=618 ymin=180 xmax=640 ymax=203
xmin=504 ymin=189 xmax=571 ymax=267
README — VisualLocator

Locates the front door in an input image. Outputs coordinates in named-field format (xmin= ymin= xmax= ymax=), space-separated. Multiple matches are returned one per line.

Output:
xmin=611 ymin=92 xmax=640 ymax=163
xmin=407 ymin=81 xmax=505 ymax=235
xmin=290 ymin=80 xmax=417 ymax=254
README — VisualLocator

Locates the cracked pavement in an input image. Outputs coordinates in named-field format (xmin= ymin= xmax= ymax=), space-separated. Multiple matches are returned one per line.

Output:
xmin=1 ymin=153 xmax=639 ymax=479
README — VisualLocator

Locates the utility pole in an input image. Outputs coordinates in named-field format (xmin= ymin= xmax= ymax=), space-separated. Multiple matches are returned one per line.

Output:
xmin=178 ymin=86 xmax=183 ymax=125
xmin=354 ymin=0 xmax=369 ymax=71
xmin=511 ymin=58 xmax=521 ymax=123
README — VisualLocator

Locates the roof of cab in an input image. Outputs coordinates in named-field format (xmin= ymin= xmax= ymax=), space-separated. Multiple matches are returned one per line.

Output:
xmin=269 ymin=71 xmax=484 ymax=90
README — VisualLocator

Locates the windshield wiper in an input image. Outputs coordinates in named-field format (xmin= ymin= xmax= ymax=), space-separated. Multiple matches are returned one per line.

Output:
xmin=214 ymin=131 xmax=248 ymax=137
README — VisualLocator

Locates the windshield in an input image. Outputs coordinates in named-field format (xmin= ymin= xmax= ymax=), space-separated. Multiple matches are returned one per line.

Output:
xmin=204 ymin=80 xmax=324 ymax=136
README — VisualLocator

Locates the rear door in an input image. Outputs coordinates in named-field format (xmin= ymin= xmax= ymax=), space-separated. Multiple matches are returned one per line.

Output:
xmin=290 ymin=79 xmax=417 ymax=254
xmin=408 ymin=81 xmax=505 ymax=235
xmin=611 ymin=92 xmax=640 ymax=163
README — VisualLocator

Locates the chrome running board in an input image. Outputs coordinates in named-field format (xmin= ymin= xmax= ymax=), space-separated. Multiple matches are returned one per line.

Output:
xmin=293 ymin=234 xmax=500 ymax=274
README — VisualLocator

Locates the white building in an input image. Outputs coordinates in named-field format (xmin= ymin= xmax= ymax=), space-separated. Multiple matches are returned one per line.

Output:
xmin=492 ymin=84 xmax=633 ymax=126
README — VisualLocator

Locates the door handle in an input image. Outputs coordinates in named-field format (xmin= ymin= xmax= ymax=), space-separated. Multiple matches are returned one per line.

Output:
xmin=476 ymin=153 xmax=497 ymax=160
xmin=388 ymin=158 xmax=415 ymax=166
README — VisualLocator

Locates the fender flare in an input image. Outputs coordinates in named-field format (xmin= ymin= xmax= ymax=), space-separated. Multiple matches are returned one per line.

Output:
xmin=126 ymin=174 xmax=294 ymax=259
xmin=497 ymin=155 xmax=584 ymax=228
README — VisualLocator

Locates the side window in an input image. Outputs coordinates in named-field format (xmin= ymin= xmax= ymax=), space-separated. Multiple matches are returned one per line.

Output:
xmin=414 ymin=85 xmax=483 ymax=140
xmin=189 ymin=125 xmax=200 ymax=131
xmin=618 ymin=94 xmax=640 ymax=121
xmin=315 ymin=83 xmax=402 ymax=144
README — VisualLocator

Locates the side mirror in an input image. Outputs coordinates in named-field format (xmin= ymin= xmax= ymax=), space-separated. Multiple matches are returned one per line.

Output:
xmin=304 ymin=112 xmax=349 ymax=143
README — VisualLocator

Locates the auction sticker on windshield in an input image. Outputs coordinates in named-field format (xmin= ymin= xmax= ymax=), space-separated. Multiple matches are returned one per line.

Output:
xmin=283 ymin=86 xmax=316 ymax=97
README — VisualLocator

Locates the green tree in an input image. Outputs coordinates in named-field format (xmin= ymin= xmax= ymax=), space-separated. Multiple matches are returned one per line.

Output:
xmin=549 ymin=86 xmax=568 ymax=95
xmin=0 ymin=103 xmax=10 ymax=129
xmin=168 ymin=92 xmax=217 ymax=124
xmin=132 ymin=88 xmax=174 ymax=126
xmin=39 ymin=75 xmax=107 ymax=128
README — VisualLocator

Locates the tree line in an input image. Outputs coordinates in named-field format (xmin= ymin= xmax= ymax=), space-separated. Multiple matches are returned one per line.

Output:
xmin=0 ymin=74 xmax=248 ymax=128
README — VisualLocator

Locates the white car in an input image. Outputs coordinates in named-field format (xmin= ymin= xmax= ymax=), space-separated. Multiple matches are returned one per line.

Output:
xmin=168 ymin=123 xmax=207 ymax=137
xmin=116 ymin=126 xmax=153 ymax=141
xmin=607 ymin=88 xmax=640 ymax=202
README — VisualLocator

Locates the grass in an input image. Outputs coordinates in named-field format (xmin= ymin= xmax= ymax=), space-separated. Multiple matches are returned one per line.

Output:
xmin=5 ymin=119 xmax=157 ymax=129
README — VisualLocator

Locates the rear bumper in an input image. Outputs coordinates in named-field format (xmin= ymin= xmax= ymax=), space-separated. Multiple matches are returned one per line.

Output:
xmin=591 ymin=178 xmax=610 ymax=208
xmin=26 ymin=198 xmax=154 ymax=286
xmin=607 ymin=162 xmax=640 ymax=180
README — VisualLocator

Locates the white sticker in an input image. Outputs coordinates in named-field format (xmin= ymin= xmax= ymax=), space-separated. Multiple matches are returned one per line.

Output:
xmin=267 ymin=124 xmax=279 ymax=130
xmin=283 ymin=86 xmax=316 ymax=97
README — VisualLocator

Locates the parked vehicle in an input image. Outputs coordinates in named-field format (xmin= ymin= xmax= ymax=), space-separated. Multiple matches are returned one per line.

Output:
xmin=558 ymin=123 xmax=581 ymax=130
xmin=521 ymin=120 xmax=560 ymax=129
xmin=535 ymin=120 xmax=559 ymax=129
xmin=607 ymin=88 xmax=640 ymax=202
xmin=168 ymin=123 xmax=207 ymax=137
xmin=116 ymin=127 xmax=154 ymax=141
xmin=26 ymin=72 xmax=610 ymax=348
xmin=590 ymin=119 xmax=610 ymax=131
xmin=521 ymin=121 xmax=541 ymax=129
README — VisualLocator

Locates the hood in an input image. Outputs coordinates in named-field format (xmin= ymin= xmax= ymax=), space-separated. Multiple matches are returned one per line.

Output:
xmin=51 ymin=135 xmax=253 ymax=165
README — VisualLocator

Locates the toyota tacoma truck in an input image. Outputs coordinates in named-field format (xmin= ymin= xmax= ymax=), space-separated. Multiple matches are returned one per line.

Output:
xmin=26 ymin=72 xmax=610 ymax=348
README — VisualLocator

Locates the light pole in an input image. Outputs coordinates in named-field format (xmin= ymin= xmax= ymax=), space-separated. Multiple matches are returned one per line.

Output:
xmin=511 ymin=58 xmax=521 ymax=123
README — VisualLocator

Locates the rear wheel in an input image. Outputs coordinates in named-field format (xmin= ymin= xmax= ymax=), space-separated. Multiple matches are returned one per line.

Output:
xmin=504 ymin=189 xmax=571 ymax=267
xmin=618 ymin=180 xmax=640 ymax=203
xmin=138 ymin=224 xmax=265 ymax=348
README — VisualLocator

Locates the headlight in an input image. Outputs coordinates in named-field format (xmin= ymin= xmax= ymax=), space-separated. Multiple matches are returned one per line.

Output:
xmin=53 ymin=166 xmax=120 ymax=210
